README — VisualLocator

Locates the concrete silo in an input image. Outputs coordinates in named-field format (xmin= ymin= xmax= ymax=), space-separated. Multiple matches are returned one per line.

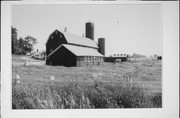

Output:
xmin=85 ymin=22 xmax=94 ymax=40
xmin=98 ymin=38 xmax=105 ymax=56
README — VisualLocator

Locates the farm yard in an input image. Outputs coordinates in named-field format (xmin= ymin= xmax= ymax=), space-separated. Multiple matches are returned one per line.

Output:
xmin=12 ymin=55 xmax=162 ymax=109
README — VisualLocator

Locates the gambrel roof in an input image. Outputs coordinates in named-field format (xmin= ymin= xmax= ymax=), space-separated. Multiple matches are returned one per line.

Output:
xmin=46 ymin=29 xmax=98 ymax=49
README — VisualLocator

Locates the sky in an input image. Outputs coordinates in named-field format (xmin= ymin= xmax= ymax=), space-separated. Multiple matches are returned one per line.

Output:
xmin=12 ymin=4 xmax=162 ymax=57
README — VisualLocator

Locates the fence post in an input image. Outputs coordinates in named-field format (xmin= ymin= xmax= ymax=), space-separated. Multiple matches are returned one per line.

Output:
xmin=50 ymin=76 xmax=55 ymax=85
xmin=50 ymin=76 xmax=54 ymax=81
xmin=15 ymin=74 xmax=21 ymax=85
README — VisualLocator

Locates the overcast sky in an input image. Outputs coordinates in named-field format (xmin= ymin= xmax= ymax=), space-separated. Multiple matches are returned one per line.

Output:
xmin=12 ymin=4 xmax=162 ymax=56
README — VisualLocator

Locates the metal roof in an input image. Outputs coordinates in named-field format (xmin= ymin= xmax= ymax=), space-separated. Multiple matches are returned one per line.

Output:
xmin=62 ymin=44 xmax=103 ymax=56
xmin=48 ymin=44 xmax=103 ymax=57
xmin=62 ymin=31 xmax=98 ymax=48
xmin=111 ymin=54 xmax=128 ymax=57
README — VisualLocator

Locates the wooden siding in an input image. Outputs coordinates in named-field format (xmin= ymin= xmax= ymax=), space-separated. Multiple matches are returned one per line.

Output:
xmin=46 ymin=31 xmax=67 ymax=56
xmin=47 ymin=46 xmax=76 ymax=67
xmin=46 ymin=47 xmax=104 ymax=67
xmin=76 ymin=56 xmax=103 ymax=67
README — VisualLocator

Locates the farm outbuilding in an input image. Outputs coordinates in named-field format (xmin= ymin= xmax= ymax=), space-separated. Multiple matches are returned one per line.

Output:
xmin=104 ymin=54 xmax=129 ymax=63
xmin=157 ymin=56 xmax=162 ymax=60
xmin=46 ymin=29 xmax=104 ymax=67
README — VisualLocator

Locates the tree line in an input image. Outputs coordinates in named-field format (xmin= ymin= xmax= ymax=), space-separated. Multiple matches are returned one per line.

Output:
xmin=11 ymin=26 xmax=38 ymax=55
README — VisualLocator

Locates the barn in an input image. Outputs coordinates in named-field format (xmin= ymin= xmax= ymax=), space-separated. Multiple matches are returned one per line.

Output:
xmin=46 ymin=29 xmax=104 ymax=67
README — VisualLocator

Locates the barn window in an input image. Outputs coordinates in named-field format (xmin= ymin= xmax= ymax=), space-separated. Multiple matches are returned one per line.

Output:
xmin=101 ymin=57 xmax=103 ymax=61
xmin=89 ymin=56 xmax=91 ymax=62
xmin=84 ymin=57 xmax=87 ymax=62
xmin=87 ymin=56 xmax=90 ymax=62
xmin=60 ymin=34 xmax=62 ymax=38
xmin=51 ymin=36 xmax=53 ymax=39
xmin=90 ymin=56 xmax=93 ymax=62
xmin=100 ymin=57 xmax=102 ymax=61
xmin=93 ymin=56 xmax=96 ymax=62
xmin=55 ymin=31 xmax=58 ymax=34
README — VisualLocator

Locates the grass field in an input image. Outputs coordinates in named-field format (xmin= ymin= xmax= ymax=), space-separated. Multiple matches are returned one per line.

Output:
xmin=12 ymin=55 xmax=162 ymax=109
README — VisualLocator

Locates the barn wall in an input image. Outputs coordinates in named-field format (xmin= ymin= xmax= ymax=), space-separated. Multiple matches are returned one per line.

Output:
xmin=48 ymin=46 xmax=76 ymax=67
xmin=76 ymin=56 xmax=104 ymax=67
xmin=46 ymin=31 xmax=67 ymax=56
xmin=76 ymin=56 xmax=86 ymax=67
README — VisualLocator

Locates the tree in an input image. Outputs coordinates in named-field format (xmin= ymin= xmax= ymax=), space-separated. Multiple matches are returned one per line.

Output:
xmin=23 ymin=35 xmax=38 ymax=52
xmin=15 ymin=37 xmax=26 ymax=55
xmin=19 ymin=37 xmax=24 ymax=48
xmin=11 ymin=26 xmax=38 ymax=55
xmin=11 ymin=26 xmax=18 ymax=54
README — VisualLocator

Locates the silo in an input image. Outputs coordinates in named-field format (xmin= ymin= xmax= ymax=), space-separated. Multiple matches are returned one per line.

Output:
xmin=85 ymin=22 xmax=94 ymax=40
xmin=98 ymin=38 xmax=105 ymax=56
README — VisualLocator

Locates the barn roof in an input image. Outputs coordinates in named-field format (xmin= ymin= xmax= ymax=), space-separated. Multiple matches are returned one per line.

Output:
xmin=63 ymin=31 xmax=98 ymax=48
xmin=47 ymin=30 xmax=98 ymax=48
xmin=47 ymin=44 xmax=103 ymax=57
xmin=62 ymin=44 xmax=103 ymax=56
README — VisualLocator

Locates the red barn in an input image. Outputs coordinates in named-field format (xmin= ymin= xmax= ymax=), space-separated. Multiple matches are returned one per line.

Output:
xmin=46 ymin=29 xmax=104 ymax=67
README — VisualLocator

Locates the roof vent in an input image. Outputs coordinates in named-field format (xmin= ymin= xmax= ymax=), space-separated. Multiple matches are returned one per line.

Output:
xmin=64 ymin=27 xmax=67 ymax=32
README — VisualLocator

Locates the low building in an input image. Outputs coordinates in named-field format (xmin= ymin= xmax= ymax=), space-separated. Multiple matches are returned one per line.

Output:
xmin=104 ymin=54 xmax=128 ymax=63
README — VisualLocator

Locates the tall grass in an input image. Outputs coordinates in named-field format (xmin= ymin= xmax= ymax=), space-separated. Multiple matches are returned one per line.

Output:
xmin=12 ymin=56 xmax=162 ymax=109
xmin=12 ymin=80 xmax=162 ymax=109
